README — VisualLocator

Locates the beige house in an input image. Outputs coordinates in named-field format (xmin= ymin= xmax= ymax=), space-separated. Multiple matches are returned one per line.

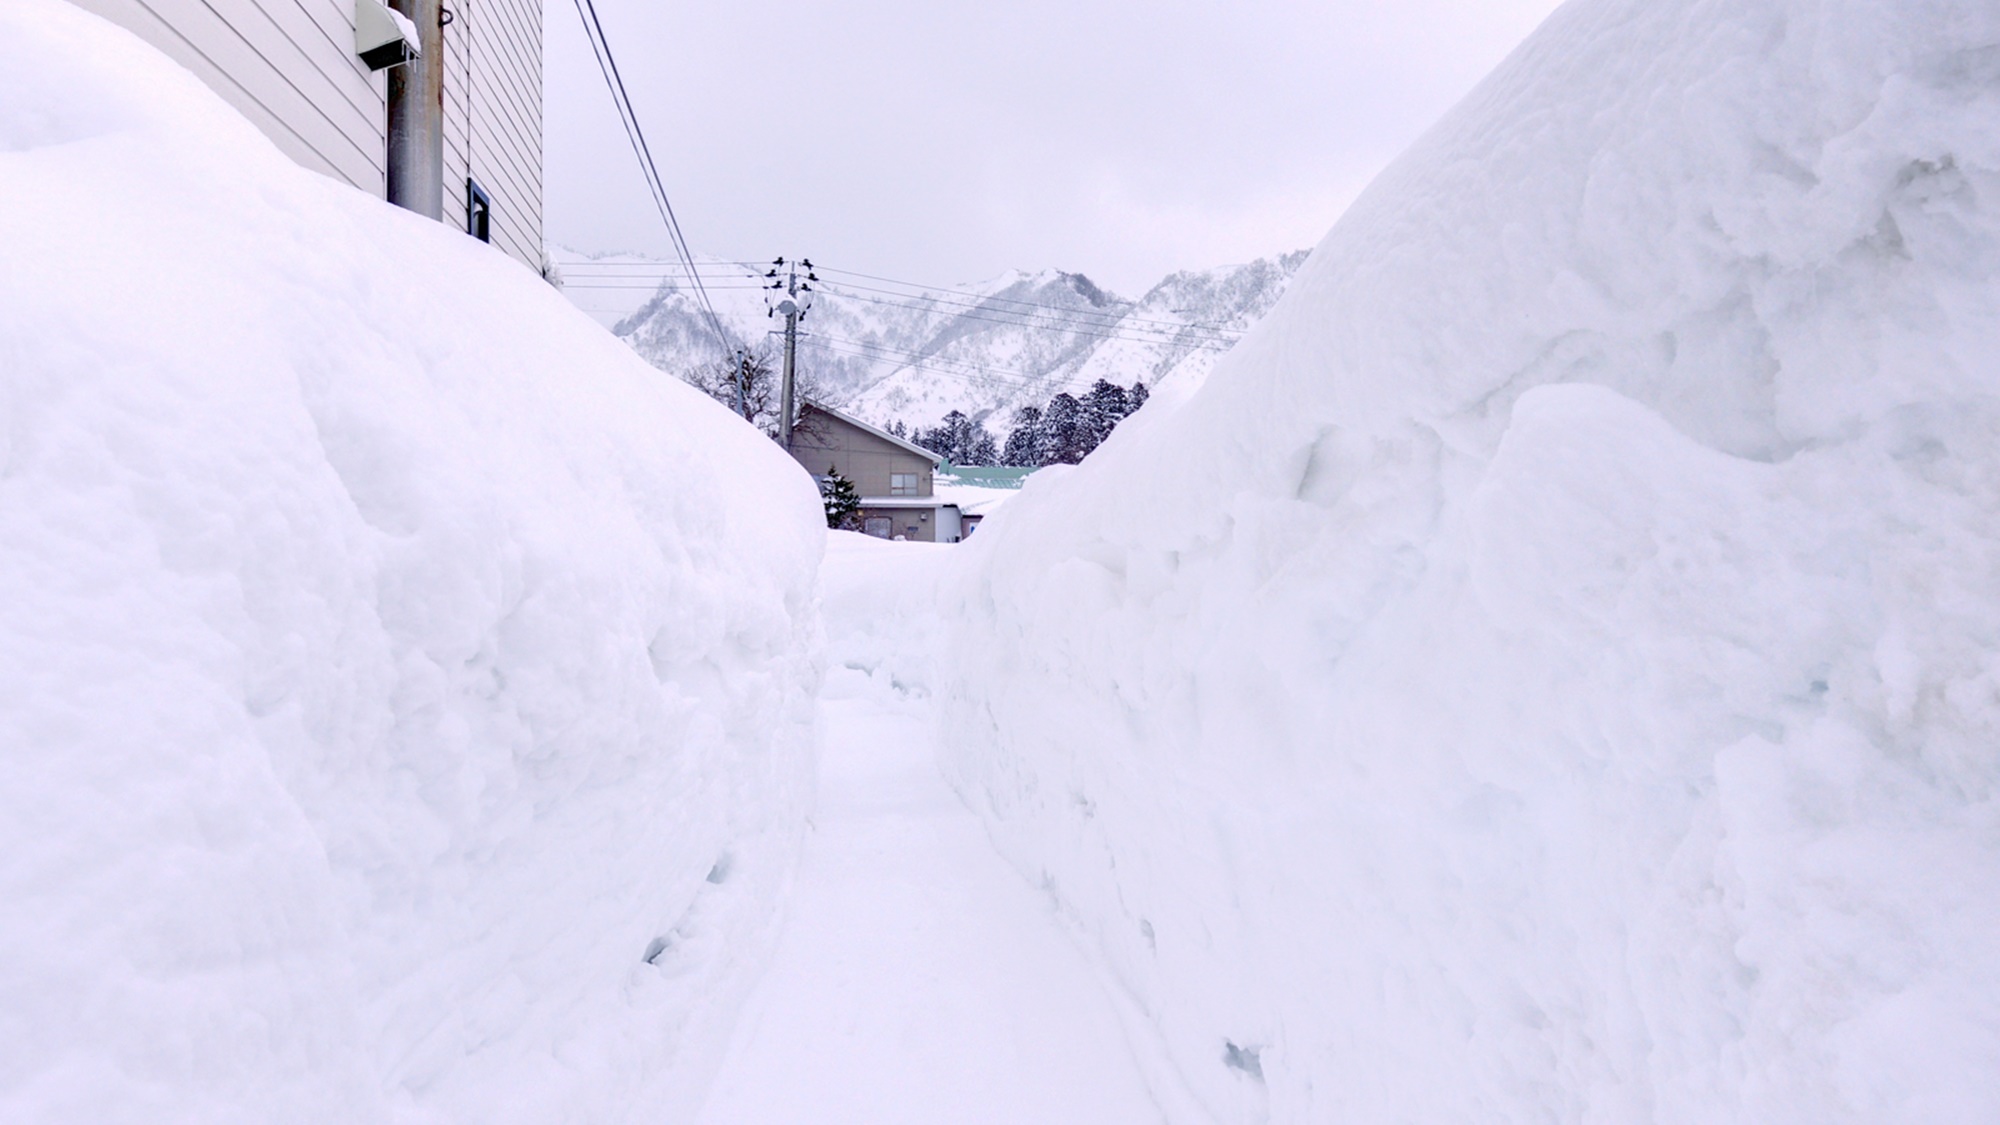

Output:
xmin=73 ymin=0 xmax=542 ymax=272
xmin=792 ymin=403 xmax=964 ymax=543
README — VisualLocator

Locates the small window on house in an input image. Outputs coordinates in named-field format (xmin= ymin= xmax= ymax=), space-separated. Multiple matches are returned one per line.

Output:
xmin=863 ymin=516 xmax=892 ymax=539
xmin=889 ymin=472 xmax=918 ymax=496
xmin=466 ymin=178 xmax=492 ymax=243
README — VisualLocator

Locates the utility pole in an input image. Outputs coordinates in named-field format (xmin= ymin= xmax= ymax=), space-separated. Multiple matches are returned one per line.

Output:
xmin=780 ymin=301 xmax=798 ymax=451
xmin=763 ymin=258 xmax=815 ymax=451
xmin=733 ymin=347 xmax=748 ymax=421
xmin=386 ymin=0 xmax=444 ymax=218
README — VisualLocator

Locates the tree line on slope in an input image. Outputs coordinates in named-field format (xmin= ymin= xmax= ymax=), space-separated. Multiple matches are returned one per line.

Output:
xmin=680 ymin=348 xmax=1149 ymax=471
xmin=888 ymin=379 xmax=1151 ymax=467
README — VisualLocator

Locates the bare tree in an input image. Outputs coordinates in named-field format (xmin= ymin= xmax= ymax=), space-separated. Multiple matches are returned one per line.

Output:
xmin=684 ymin=344 xmax=826 ymax=441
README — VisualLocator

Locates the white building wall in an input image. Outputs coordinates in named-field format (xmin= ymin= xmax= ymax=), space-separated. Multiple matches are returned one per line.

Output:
xmin=441 ymin=0 xmax=543 ymax=273
xmin=72 ymin=0 xmax=388 ymax=195
xmin=72 ymin=0 xmax=543 ymax=274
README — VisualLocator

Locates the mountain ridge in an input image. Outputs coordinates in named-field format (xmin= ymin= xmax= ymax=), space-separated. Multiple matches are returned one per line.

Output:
xmin=550 ymin=247 xmax=1308 ymax=435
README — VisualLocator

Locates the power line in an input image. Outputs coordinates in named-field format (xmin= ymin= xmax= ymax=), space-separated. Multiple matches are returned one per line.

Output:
xmin=559 ymin=266 xmax=761 ymax=278
xmin=568 ymin=0 xmax=731 ymax=355
xmin=807 ymin=339 xmax=1046 ymax=388
xmin=564 ymin=261 xmax=1240 ymax=340
xmin=819 ymin=284 xmax=1236 ymax=347
xmin=567 ymin=271 xmax=1240 ymax=348
xmin=559 ymin=260 xmax=760 ymax=271
xmin=804 ymin=333 xmax=1133 ymax=394
xmin=558 ymin=283 xmax=773 ymax=290
xmin=822 ymin=276 xmax=1235 ymax=338
xmin=806 ymin=340 xmax=1151 ymax=422
xmin=816 ymin=265 xmax=1238 ymax=334
xmin=816 ymin=285 xmax=1237 ymax=351
xmin=806 ymin=333 xmax=1043 ymax=380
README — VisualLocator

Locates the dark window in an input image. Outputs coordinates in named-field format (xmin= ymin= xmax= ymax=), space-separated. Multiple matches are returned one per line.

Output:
xmin=466 ymin=178 xmax=491 ymax=242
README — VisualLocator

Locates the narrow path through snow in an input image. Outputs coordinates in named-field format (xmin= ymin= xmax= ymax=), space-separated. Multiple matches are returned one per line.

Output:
xmin=691 ymin=539 xmax=1165 ymax=1125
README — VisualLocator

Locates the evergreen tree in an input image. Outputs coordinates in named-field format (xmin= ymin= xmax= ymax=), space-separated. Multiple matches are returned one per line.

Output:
xmin=990 ymin=381 xmax=1153 ymax=469
xmin=818 ymin=467 xmax=861 ymax=531
xmin=1042 ymin=393 xmax=1088 ymax=464
xmin=1001 ymin=405 xmax=1043 ymax=467
xmin=1082 ymin=379 xmax=1131 ymax=447
xmin=965 ymin=425 xmax=999 ymax=465
xmin=913 ymin=410 xmax=1000 ymax=466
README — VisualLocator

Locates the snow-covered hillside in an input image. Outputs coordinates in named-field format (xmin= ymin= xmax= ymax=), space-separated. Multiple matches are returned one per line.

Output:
xmin=0 ymin=4 xmax=823 ymax=1122
xmin=551 ymin=246 xmax=1306 ymax=434
xmin=941 ymin=0 xmax=2000 ymax=1121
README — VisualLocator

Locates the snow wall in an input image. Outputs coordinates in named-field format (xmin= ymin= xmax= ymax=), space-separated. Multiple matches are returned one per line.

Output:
xmin=942 ymin=0 xmax=2000 ymax=1120
xmin=0 ymin=3 xmax=824 ymax=1122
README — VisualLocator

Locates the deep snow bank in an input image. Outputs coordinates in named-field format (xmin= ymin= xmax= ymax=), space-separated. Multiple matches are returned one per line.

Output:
xmin=942 ymin=0 xmax=2000 ymax=1120
xmin=0 ymin=3 xmax=823 ymax=1122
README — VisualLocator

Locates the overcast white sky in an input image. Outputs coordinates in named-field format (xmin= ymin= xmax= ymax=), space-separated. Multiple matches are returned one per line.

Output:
xmin=544 ymin=0 xmax=1565 ymax=296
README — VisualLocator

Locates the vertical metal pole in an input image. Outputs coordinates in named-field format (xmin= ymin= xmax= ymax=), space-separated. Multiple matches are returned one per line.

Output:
xmin=780 ymin=312 xmax=798 ymax=451
xmin=734 ymin=349 xmax=748 ymax=421
xmin=780 ymin=264 xmax=799 ymax=451
xmin=387 ymin=0 xmax=445 ymax=219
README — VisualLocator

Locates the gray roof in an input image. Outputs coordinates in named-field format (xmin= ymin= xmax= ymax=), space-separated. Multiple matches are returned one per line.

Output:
xmin=802 ymin=400 xmax=942 ymax=466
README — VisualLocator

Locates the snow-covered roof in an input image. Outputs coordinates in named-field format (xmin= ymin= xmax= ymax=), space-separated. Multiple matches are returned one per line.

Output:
xmin=802 ymin=400 xmax=941 ymax=465
xmin=931 ymin=480 xmax=1018 ymax=518
xmin=855 ymin=497 xmax=960 ymax=510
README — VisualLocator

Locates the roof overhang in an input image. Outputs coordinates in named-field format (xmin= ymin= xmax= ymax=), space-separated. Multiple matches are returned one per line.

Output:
xmin=857 ymin=497 xmax=961 ymax=510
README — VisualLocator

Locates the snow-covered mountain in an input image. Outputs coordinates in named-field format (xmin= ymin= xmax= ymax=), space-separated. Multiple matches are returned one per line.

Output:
xmin=549 ymin=247 xmax=1307 ymax=434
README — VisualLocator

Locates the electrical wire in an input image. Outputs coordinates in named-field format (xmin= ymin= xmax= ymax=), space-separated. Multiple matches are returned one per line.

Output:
xmin=803 ymin=333 xmax=1147 ymax=396
xmin=558 ymin=283 xmax=773 ymax=290
xmin=559 ymin=267 xmax=761 ymax=278
xmin=815 ymin=265 xmax=1238 ymax=333
xmin=805 ymin=342 xmax=1146 ymax=419
xmin=815 ymin=286 xmax=1236 ymax=351
xmin=559 ymin=260 xmax=761 ymax=271
xmin=564 ymin=267 xmax=1241 ymax=347
xmin=563 ymin=262 xmax=1239 ymax=340
xmin=806 ymin=339 xmax=1048 ymax=389
xmin=564 ymin=272 xmax=1237 ymax=349
xmin=569 ymin=0 xmax=732 ymax=354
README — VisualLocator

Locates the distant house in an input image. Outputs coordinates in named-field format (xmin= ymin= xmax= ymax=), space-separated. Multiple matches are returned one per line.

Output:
xmin=75 ymin=0 xmax=543 ymax=272
xmin=791 ymin=402 xmax=963 ymax=542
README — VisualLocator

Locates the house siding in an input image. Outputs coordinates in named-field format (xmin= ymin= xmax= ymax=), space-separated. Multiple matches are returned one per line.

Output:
xmin=793 ymin=405 xmax=965 ymax=542
xmin=856 ymin=506 xmax=944 ymax=543
xmin=791 ymin=409 xmax=936 ymax=499
xmin=75 ymin=0 xmax=543 ymax=274
xmin=74 ymin=0 xmax=389 ymax=194
xmin=441 ymin=0 xmax=542 ymax=272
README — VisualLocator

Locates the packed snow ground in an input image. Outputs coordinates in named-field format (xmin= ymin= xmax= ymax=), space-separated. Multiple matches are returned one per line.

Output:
xmin=692 ymin=535 xmax=1167 ymax=1125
